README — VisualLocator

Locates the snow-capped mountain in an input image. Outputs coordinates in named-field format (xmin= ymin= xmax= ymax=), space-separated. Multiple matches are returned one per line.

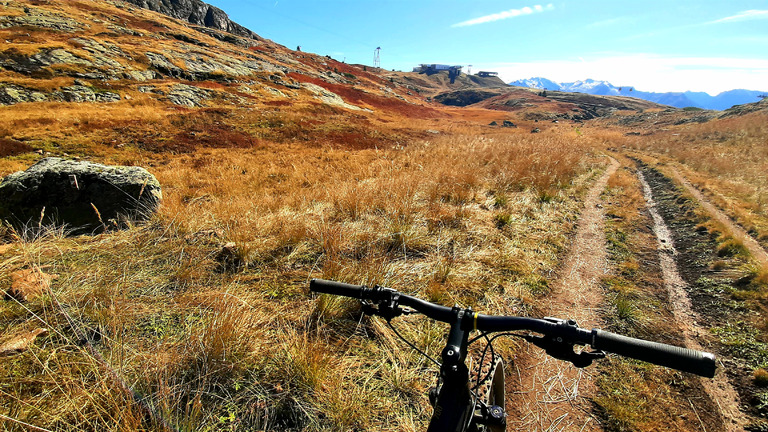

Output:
xmin=509 ymin=77 xmax=767 ymax=110
xmin=509 ymin=77 xmax=561 ymax=91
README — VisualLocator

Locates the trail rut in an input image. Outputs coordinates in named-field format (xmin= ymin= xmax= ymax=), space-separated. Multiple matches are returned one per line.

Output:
xmin=670 ymin=167 xmax=768 ymax=266
xmin=506 ymin=158 xmax=619 ymax=431
xmin=638 ymin=169 xmax=747 ymax=432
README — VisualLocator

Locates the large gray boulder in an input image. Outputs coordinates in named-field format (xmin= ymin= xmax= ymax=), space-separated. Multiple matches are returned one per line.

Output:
xmin=0 ymin=158 xmax=162 ymax=234
xmin=122 ymin=0 xmax=260 ymax=40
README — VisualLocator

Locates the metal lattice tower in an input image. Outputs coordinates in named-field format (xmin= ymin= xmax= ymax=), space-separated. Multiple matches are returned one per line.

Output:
xmin=373 ymin=47 xmax=381 ymax=69
xmin=467 ymin=65 xmax=472 ymax=75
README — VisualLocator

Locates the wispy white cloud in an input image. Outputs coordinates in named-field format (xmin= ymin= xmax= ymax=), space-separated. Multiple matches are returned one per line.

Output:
xmin=622 ymin=10 xmax=768 ymax=39
xmin=708 ymin=9 xmax=768 ymax=24
xmin=451 ymin=4 xmax=554 ymax=28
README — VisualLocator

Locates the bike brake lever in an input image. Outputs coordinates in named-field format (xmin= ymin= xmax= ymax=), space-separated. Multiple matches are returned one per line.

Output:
xmin=360 ymin=297 xmax=406 ymax=321
xmin=524 ymin=334 xmax=605 ymax=368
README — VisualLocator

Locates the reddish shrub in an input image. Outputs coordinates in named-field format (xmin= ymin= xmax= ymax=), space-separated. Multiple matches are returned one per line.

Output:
xmin=264 ymin=100 xmax=293 ymax=107
xmin=287 ymin=73 xmax=443 ymax=118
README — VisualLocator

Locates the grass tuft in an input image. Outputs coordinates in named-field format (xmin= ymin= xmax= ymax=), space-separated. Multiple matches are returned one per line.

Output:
xmin=755 ymin=369 xmax=768 ymax=387
xmin=717 ymin=236 xmax=749 ymax=257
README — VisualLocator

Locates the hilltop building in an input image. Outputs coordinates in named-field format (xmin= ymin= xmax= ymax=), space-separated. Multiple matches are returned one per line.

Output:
xmin=412 ymin=64 xmax=462 ymax=73
xmin=413 ymin=64 xmax=463 ymax=83
xmin=477 ymin=71 xmax=498 ymax=77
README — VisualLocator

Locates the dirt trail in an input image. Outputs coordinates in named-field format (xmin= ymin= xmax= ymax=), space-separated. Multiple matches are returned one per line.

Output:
xmin=637 ymin=169 xmax=747 ymax=432
xmin=670 ymin=167 xmax=768 ymax=266
xmin=506 ymin=158 xmax=619 ymax=431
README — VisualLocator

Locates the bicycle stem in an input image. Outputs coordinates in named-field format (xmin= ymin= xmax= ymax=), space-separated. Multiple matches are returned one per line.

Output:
xmin=427 ymin=306 xmax=476 ymax=432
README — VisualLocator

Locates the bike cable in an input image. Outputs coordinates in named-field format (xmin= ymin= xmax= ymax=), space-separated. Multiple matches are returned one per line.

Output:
xmin=387 ymin=320 xmax=442 ymax=369
xmin=469 ymin=332 xmax=528 ymax=392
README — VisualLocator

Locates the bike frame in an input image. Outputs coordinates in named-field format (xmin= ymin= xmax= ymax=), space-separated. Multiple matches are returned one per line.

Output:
xmin=308 ymin=278 xmax=716 ymax=432
xmin=426 ymin=306 xmax=475 ymax=432
xmin=426 ymin=306 xmax=505 ymax=432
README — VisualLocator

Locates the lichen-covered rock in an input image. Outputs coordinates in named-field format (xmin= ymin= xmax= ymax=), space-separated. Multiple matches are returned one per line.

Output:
xmin=0 ymin=158 xmax=161 ymax=234
xmin=145 ymin=52 xmax=184 ymax=78
xmin=124 ymin=70 xmax=159 ymax=81
xmin=0 ymin=6 xmax=83 ymax=32
xmin=0 ymin=47 xmax=98 ymax=77
xmin=167 ymin=84 xmax=210 ymax=107
xmin=52 ymin=85 xmax=121 ymax=103
xmin=303 ymin=83 xmax=365 ymax=111
xmin=0 ymin=84 xmax=48 ymax=105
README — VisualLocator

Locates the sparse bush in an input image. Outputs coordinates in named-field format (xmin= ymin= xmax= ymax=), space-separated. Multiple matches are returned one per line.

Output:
xmin=494 ymin=212 xmax=512 ymax=228
xmin=717 ymin=237 xmax=748 ymax=257
xmin=612 ymin=294 xmax=639 ymax=324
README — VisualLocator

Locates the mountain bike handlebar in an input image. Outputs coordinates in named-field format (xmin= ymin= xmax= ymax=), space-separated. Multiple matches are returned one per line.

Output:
xmin=309 ymin=278 xmax=716 ymax=378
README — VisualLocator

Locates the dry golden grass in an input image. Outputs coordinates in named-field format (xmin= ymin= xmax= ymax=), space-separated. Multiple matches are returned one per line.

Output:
xmin=8 ymin=2 xmax=768 ymax=430
xmin=0 ymin=103 xmax=603 ymax=430
xmin=623 ymin=111 xmax=768 ymax=248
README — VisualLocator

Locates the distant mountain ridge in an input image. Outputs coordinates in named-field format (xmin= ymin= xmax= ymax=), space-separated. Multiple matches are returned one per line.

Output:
xmin=509 ymin=77 xmax=767 ymax=110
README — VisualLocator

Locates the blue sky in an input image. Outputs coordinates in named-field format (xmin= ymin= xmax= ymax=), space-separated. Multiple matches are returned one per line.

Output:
xmin=205 ymin=0 xmax=768 ymax=94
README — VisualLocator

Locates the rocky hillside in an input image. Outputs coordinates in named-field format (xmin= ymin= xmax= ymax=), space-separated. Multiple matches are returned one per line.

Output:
xmin=721 ymin=95 xmax=768 ymax=117
xmin=382 ymin=69 xmax=682 ymax=121
xmin=0 ymin=0 xmax=423 ymax=111
xmin=2 ymin=0 xmax=757 ymax=136
xmin=123 ymin=0 xmax=260 ymax=40
xmin=431 ymin=86 xmax=672 ymax=121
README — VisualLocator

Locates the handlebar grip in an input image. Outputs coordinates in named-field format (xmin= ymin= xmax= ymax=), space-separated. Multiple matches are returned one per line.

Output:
xmin=309 ymin=279 xmax=365 ymax=299
xmin=592 ymin=329 xmax=716 ymax=377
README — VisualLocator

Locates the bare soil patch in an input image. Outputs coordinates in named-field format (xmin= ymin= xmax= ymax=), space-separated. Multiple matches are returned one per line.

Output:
xmin=639 ymin=164 xmax=767 ymax=430
xmin=506 ymin=157 xmax=618 ymax=431
xmin=638 ymin=168 xmax=742 ymax=431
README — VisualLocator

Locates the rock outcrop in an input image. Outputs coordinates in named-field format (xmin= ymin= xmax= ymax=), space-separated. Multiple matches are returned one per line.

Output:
xmin=0 ymin=158 xmax=162 ymax=234
xmin=121 ymin=0 xmax=260 ymax=40
xmin=54 ymin=85 xmax=121 ymax=103
xmin=0 ymin=84 xmax=48 ymax=105
xmin=167 ymin=83 xmax=210 ymax=106
xmin=0 ymin=83 xmax=121 ymax=106
xmin=0 ymin=7 xmax=82 ymax=32
xmin=302 ymin=83 xmax=366 ymax=111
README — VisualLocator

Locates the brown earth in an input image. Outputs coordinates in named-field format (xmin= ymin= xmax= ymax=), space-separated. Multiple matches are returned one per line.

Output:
xmin=638 ymin=164 xmax=767 ymax=430
xmin=506 ymin=157 xmax=618 ymax=431
xmin=638 ymin=168 xmax=744 ymax=431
